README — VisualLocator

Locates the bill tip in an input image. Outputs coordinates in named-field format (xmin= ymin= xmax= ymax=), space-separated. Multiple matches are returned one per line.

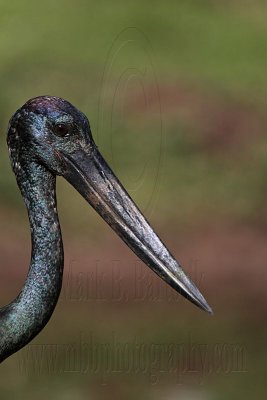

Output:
xmin=200 ymin=300 xmax=213 ymax=315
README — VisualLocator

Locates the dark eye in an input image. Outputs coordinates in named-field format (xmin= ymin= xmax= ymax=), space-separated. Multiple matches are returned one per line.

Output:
xmin=53 ymin=123 xmax=69 ymax=137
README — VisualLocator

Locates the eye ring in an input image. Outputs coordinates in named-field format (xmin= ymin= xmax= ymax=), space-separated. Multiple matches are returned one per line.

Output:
xmin=53 ymin=123 xmax=69 ymax=137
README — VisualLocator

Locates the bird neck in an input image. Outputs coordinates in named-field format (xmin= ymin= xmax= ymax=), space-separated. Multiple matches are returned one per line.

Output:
xmin=0 ymin=161 xmax=64 ymax=363
xmin=21 ymin=161 xmax=62 ymax=256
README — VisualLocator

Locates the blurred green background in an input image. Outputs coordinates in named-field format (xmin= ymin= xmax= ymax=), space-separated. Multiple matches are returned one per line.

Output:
xmin=0 ymin=1 xmax=267 ymax=399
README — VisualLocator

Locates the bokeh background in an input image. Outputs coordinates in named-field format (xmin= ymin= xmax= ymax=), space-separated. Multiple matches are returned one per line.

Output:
xmin=0 ymin=1 xmax=266 ymax=399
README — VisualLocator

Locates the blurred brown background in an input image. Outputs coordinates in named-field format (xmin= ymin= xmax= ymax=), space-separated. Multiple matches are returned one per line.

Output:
xmin=0 ymin=1 xmax=267 ymax=399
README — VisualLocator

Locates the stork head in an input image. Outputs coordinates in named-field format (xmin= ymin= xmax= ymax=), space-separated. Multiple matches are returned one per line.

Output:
xmin=7 ymin=96 xmax=212 ymax=314
xmin=7 ymin=96 xmax=93 ymax=175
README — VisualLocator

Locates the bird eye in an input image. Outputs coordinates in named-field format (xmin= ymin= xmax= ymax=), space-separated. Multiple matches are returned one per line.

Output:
xmin=53 ymin=123 xmax=69 ymax=137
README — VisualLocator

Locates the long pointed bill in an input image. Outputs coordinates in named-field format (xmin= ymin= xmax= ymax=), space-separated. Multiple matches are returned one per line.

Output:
xmin=61 ymin=145 xmax=212 ymax=313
